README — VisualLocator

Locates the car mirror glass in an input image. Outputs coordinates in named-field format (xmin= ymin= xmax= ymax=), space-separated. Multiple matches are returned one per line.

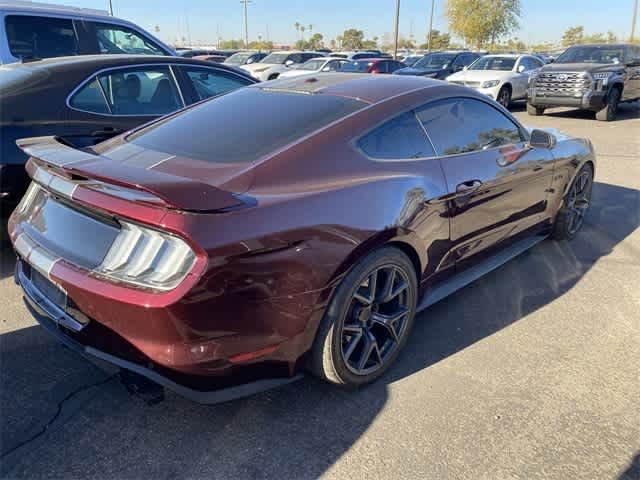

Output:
xmin=529 ymin=129 xmax=556 ymax=149
xmin=518 ymin=65 xmax=526 ymax=73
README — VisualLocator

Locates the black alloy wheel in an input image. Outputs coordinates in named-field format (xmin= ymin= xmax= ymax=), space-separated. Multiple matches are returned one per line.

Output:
xmin=340 ymin=265 xmax=411 ymax=375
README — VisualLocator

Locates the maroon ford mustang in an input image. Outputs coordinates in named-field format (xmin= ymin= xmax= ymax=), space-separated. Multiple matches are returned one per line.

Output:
xmin=9 ymin=74 xmax=596 ymax=403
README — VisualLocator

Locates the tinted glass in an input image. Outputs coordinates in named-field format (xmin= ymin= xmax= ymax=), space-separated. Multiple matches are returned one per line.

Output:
xmin=299 ymin=59 xmax=326 ymax=71
xmin=97 ymin=66 xmax=181 ymax=115
xmin=469 ymin=56 xmax=516 ymax=71
xmin=181 ymin=67 xmax=251 ymax=101
xmin=91 ymin=22 xmax=164 ymax=55
xmin=224 ymin=52 xmax=253 ymax=65
xmin=414 ymin=53 xmax=456 ymax=69
xmin=128 ymin=88 xmax=365 ymax=163
xmin=262 ymin=52 xmax=292 ymax=64
xmin=555 ymin=45 xmax=626 ymax=64
xmin=416 ymin=98 xmax=522 ymax=156
xmin=5 ymin=15 xmax=78 ymax=60
xmin=341 ymin=60 xmax=373 ymax=72
xmin=70 ymin=78 xmax=110 ymax=114
xmin=358 ymin=111 xmax=435 ymax=160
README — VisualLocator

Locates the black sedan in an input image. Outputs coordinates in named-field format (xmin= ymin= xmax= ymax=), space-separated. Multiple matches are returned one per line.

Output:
xmin=0 ymin=54 xmax=257 ymax=216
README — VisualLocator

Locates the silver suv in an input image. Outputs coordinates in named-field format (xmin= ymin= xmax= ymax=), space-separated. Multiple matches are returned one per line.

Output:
xmin=0 ymin=0 xmax=174 ymax=64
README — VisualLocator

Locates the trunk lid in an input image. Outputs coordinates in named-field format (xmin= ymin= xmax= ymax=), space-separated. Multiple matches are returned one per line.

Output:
xmin=17 ymin=136 xmax=253 ymax=212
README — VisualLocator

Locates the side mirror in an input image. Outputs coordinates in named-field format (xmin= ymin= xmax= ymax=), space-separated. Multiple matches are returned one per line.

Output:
xmin=321 ymin=66 xmax=331 ymax=72
xmin=549 ymin=58 xmax=555 ymax=63
xmin=529 ymin=129 xmax=556 ymax=149
xmin=517 ymin=65 xmax=526 ymax=73
xmin=285 ymin=59 xmax=294 ymax=67
xmin=246 ymin=58 xmax=255 ymax=64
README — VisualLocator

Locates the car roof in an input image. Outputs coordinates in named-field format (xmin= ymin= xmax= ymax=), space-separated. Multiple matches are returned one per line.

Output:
xmin=0 ymin=54 xmax=254 ymax=77
xmin=0 ymin=0 xmax=110 ymax=16
xmin=255 ymin=72 xmax=441 ymax=104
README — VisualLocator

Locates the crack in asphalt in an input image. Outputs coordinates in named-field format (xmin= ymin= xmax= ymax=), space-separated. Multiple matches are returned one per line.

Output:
xmin=0 ymin=374 xmax=118 ymax=460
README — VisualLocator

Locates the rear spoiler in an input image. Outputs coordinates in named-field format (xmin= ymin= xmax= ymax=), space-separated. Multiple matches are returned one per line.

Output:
xmin=17 ymin=136 xmax=244 ymax=212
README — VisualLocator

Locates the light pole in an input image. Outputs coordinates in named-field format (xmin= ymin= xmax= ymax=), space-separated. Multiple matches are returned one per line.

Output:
xmin=632 ymin=0 xmax=638 ymax=42
xmin=240 ymin=0 xmax=252 ymax=49
xmin=427 ymin=0 xmax=435 ymax=51
xmin=108 ymin=0 xmax=113 ymax=15
xmin=393 ymin=0 xmax=401 ymax=59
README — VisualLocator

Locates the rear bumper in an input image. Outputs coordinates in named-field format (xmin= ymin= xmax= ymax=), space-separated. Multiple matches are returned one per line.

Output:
xmin=16 ymin=260 xmax=303 ymax=404
xmin=528 ymin=90 xmax=606 ymax=110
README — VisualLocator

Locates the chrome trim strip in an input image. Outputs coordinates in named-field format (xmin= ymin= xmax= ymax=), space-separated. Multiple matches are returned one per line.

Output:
xmin=14 ymin=233 xmax=61 ymax=280
xmin=169 ymin=65 xmax=186 ymax=107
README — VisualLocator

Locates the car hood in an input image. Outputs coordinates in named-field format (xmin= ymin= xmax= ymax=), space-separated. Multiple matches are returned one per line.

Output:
xmin=540 ymin=63 xmax=624 ymax=73
xmin=394 ymin=66 xmax=444 ymax=76
xmin=447 ymin=70 xmax=515 ymax=82
xmin=241 ymin=62 xmax=280 ymax=73
xmin=17 ymin=136 xmax=253 ymax=212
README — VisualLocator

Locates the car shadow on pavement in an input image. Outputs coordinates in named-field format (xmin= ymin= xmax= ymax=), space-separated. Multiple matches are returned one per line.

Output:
xmin=0 ymin=181 xmax=638 ymax=479
xmin=509 ymin=100 xmax=640 ymax=121
xmin=0 ymin=248 xmax=16 ymax=280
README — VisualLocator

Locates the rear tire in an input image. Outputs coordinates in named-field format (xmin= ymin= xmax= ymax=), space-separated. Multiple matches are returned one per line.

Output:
xmin=309 ymin=247 xmax=418 ymax=386
xmin=552 ymin=163 xmax=594 ymax=241
xmin=595 ymin=87 xmax=620 ymax=121
xmin=527 ymin=102 xmax=545 ymax=116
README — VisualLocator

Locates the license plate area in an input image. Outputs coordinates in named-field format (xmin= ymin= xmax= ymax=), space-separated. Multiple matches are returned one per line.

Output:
xmin=22 ymin=261 xmax=67 ymax=311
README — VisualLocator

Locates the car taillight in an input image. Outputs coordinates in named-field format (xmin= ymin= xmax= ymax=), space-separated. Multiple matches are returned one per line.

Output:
xmin=97 ymin=221 xmax=196 ymax=291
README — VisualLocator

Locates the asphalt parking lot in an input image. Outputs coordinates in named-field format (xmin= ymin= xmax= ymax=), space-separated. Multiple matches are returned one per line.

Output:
xmin=1 ymin=101 xmax=639 ymax=480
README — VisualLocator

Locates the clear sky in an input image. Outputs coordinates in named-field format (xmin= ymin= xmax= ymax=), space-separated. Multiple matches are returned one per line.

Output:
xmin=46 ymin=0 xmax=637 ymax=46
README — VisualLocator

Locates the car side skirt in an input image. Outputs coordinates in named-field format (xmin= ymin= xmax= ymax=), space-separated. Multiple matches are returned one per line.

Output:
xmin=418 ymin=233 xmax=548 ymax=311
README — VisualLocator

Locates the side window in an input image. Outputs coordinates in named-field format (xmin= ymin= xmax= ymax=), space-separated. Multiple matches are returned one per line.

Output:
xmin=326 ymin=60 xmax=341 ymax=72
xmin=181 ymin=67 xmax=252 ymax=102
xmin=376 ymin=61 xmax=389 ymax=73
xmin=302 ymin=53 xmax=317 ymax=62
xmin=452 ymin=55 xmax=467 ymax=67
xmin=288 ymin=54 xmax=303 ymax=64
xmin=416 ymin=98 xmax=523 ymax=156
xmin=96 ymin=66 xmax=181 ymax=115
xmin=358 ymin=111 xmax=436 ymax=160
xmin=69 ymin=77 xmax=110 ymax=114
xmin=530 ymin=57 xmax=544 ymax=69
xmin=5 ymin=15 xmax=78 ymax=60
xmin=89 ymin=22 xmax=164 ymax=56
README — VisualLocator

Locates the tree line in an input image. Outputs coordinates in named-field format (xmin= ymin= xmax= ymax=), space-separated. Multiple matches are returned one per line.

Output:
xmin=215 ymin=0 xmax=635 ymax=53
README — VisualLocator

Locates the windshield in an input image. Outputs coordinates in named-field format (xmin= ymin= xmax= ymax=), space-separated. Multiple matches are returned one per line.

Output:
xmin=299 ymin=59 xmax=326 ymax=71
xmin=224 ymin=52 xmax=253 ymax=65
xmin=341 ymin=60 xmax=373 ymax=72
xmin=127 ymin=88 xmax=366 ymax=163
xmin=261 ymin=52 xmax=291 ymax=64
xmin=469 ymin=56 xmax=516 ymax=71
xmin=555 ymin=45 xmax=626 ymax=64
xmin=413 ymin=53 xmax=456 ymax=69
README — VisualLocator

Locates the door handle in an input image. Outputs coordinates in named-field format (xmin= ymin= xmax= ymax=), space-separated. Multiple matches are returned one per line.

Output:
xmin=456 ymin=179 xmax=483 ymax=194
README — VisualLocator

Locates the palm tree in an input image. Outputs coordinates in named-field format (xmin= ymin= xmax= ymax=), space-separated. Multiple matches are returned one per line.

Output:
xmin=294 ymin=22 xmax=300 ymax=40
xmin=300 ymin=25 xmax=306 ymax=41
xmin=308 ymin=24 xmax=313 ymax=35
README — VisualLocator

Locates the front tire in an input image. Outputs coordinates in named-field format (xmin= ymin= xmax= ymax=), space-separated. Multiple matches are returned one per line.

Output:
xmin=497 ymin=85 xmax=512 ymax=108
xmin=552 ymin=163 xmax=594 ymax=241
xmin=595 ymin=87 xmax=620 ymax=121
xmin=310 ymin=247 xmax=417 ymax=386
xmin=527 ymin=102 xmax=545 ymax=116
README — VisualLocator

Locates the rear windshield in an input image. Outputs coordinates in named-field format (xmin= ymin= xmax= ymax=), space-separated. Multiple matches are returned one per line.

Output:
xmin=127 ymin=87 xmax=365 ymax=163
